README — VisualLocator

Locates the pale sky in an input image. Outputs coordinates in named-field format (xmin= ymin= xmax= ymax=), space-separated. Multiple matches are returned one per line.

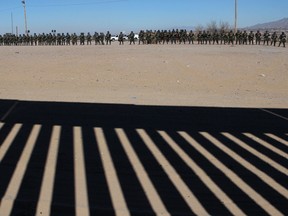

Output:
xmin=0 ymin=0 xmax=287 ymax=34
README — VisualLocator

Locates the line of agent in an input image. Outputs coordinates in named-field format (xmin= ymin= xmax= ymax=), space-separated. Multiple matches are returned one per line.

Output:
xmin=0 ymin=32 xmax=111 ymax=46
xmin=136 ymin=29 xmax=286 ymax=47
xmin=0 ymin=29 xmax=286 ymax=47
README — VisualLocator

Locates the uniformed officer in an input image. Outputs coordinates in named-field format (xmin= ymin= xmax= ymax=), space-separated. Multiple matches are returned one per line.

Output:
xmin=118 ymin=32 xmax=124 ymax=45
xmin=235 ymin=30 xmax=241 ymax=45
xmin=255 ymin=30 xmax=261 ymax=45
xmin=105 ymin=31 xmax=111 ymax=45
xmin=61 ymin=33 xmax=66 ymax=45
xmin=228 ymin=30 xmax=235 ymax=45
xmin=188 ymin=30 xmax=195 ymax=44
xmin=100 ymin=32 xmax=105 ymax=45
xmin=207 ymin=31 xmax=212 ymax=45
xmin=271 ymin=32 xmax=277 ymax=46
xmin=138 ymin=30 xmax=145 ymax=45
xmin=220 ymin=30 xmax=225 ymax=44
xmin=66 ymin=33 xmax=71 ymax=45
xmin=57 ymin=33 xmax=62 ymax=45
xmin=93 ymin=32 xmax=99 ymax=45
xmin=87 ymin=32 xmax=92 ymax=45
xmin=129 ymin=31 xmax=135 ymax=45
xmin=72 ymin=33 xmax=78 ymax=45
xmin=242 ymin=30 xmax=248 ymax=45
xmin=197 ymin=31 xmax=202 ymax=44
xmin=278 ymin=32 xmax=286 ymax=47
xmin=155 ymin=30 xmax=162 ymax=44
xmin=80 ymin=33 xmax=85 ymax=45
xmin=248 ymin=31 xmax=254 ymax=45
xmin=263 ymin=31 xmax=270 ymax=45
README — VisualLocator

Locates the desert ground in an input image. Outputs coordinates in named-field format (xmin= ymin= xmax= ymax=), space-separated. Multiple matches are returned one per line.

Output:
xmin=0 ymin=43 xmax=287 ymax=108
xmin=0 ymin=43 xmax=287 ymax=216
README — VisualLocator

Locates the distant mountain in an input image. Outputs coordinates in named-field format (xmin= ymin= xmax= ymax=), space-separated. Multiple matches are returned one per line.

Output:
xmin=246 ymin=18 xmax=288 ymax=30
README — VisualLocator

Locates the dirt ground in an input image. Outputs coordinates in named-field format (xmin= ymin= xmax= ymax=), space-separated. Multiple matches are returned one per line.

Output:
xmin=0 ymin=43 xmax=287 ymax=108
xmin=0 ymin=43 xmax=287 ymax=216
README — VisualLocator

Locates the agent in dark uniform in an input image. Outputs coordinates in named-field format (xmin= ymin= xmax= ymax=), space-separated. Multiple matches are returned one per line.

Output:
xmin=278 ymin=32 xmax=286 ymax=47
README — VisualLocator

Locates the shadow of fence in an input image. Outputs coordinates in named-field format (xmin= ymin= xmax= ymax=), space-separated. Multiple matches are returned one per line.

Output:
xmin=0 ymin=99 xmax=287 ymax=216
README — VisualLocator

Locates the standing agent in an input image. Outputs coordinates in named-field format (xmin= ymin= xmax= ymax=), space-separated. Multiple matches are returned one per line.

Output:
xmin=129 ymin=31 xmax=135 ymax=45
xmin=105 ymin=31 xmax=111 ymax=45
xmin=278 ymin=32 xmax=286 ymax=47
xmin=255 ymin=30 xmax=261 ymax=45
xmin=118 ymin=32 xmax=124 ymax=45
xmin=271 ymin=32 xmax=278 ymax=46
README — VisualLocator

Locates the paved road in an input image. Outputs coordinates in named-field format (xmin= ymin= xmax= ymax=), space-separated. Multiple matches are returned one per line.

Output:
xmin=0 ymin=99 xmax=287 ymax=216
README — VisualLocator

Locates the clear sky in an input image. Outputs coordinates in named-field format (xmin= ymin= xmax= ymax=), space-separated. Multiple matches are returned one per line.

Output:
xmin=0 ymin=0 xmax=287 ymax=35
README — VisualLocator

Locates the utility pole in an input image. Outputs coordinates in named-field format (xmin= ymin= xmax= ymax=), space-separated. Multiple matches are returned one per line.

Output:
xmin=11 ymin=12 xmax=14 ymax=34
xmin=22 ymin=0 xmax=28 ymax=35
xmin=234 ymin=0 xmax=238 ymax=34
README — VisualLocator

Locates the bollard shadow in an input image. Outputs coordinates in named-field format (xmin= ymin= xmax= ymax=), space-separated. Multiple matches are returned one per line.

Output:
xmin=0 ymin=99 xmax=287 ymax=216
xmin=0 ymin=99 xmax=287 ymax=132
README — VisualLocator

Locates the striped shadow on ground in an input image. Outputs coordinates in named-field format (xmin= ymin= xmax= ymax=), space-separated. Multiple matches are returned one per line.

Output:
xmin=0 ymin=100 xmax=287 ymax=216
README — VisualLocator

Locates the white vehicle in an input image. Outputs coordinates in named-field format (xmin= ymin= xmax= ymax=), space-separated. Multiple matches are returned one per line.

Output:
xmin=111 ymin=34 xmax=129 ymax=42
xmin=111 ymin=35 xmax=119 ymax=41
xmin=134 ymin=34 xmax=139 ymax=40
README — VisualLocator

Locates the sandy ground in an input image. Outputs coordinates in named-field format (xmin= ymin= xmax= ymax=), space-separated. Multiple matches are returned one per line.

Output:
xmin=0 ymin=43 xmax=287 ymax=216
xmin=0 ymin=43 xmax=287 ymax=108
